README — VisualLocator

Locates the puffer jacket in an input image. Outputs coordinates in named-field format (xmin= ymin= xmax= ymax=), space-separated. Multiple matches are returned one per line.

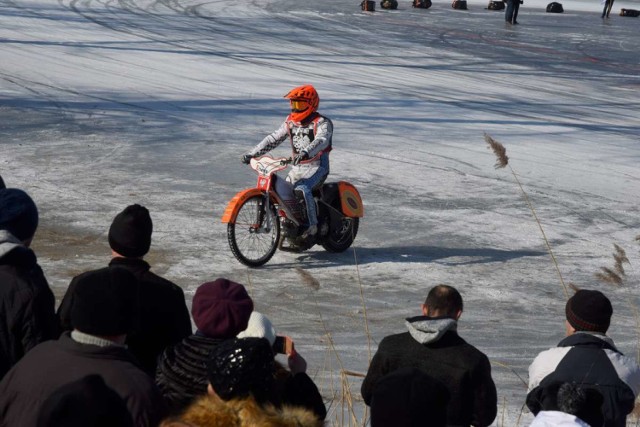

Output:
xmin=0 ymin=230 xmax=57 ymax=380
xmin=156 ymin=333 xmax=224 ymax=415
xmin=527 ymin=332 xmax=640 ymax=427
xmin=247 ymin=113 xmax=332 ymax=183
xmin=361 ymin=315 xmax=498 ymax=427
xmin=163 ymin=394 xmax=322 ymax=427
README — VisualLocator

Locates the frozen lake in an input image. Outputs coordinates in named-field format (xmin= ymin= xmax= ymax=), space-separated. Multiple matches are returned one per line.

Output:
xmin=1 ymin=0 xmax=640 ymax=424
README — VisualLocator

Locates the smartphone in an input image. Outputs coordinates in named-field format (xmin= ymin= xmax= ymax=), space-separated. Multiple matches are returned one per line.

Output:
xmin=273 ymin=335 xmax=294 ymax=355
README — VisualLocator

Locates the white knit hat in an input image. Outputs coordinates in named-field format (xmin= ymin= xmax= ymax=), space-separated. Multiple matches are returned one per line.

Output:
xmin=237 ymin=311 xmax=277 ymax=346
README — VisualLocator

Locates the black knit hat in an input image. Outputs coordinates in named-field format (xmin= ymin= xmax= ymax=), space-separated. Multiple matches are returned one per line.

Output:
xmin=370 ymin=367 xmax=450 ymax=427
xmin=36 ymin=375 xmax=133 ymax=427
xmin=70 ymin=267 xmax=137 ymax=336
xmin=0 ymin=188 xmax=39 ymax=241
xmin=566 ymin=289 xmax=613 ymax=333
xmin=207 ymin=337 xmax=275 ymax=403
xmin=108 ymin=204 xmax=152 ymax=257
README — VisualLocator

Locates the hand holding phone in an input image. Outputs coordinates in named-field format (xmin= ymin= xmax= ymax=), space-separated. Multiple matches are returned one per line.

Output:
xmin=287 ymin=350 xmax=307 ymax=374
xmin=273 ymin=335 xmax=294 ymax=355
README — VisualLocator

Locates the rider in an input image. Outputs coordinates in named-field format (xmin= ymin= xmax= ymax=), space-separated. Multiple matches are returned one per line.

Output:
xmin=242 ymin=85 xmax=333 ymax=238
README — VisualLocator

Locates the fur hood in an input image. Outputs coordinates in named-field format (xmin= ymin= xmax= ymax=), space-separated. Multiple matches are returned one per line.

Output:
xmin=167 ymin=394 xmax=322 ymax=427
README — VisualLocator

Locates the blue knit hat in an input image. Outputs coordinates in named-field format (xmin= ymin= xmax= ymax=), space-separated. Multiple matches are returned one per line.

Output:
xmin=0 ymin=188 xmax=39 ymax=241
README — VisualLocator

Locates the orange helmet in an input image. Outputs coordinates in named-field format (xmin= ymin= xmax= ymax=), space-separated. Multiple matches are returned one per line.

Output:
xmin=284 ymin=85 xmax=319 ymax=123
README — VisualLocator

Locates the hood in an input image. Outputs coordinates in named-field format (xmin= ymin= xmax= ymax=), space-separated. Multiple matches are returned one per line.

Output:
xmin=406 ymin=315 xmax=458 ymax=345
xmin=0 ymin=230 xmax=24 ymax=258
xmin=178 ymin=394 xmax=322 ymax=427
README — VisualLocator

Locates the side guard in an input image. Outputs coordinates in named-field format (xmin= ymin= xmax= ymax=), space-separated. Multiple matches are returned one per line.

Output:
xmin=338 ymin=181 xmax=364 ymax=218
xmin=221 ymin=188 xmax=264 ymax=224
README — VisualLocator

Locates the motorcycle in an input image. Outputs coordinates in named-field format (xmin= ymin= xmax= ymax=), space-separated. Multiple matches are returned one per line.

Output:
xmin=221 ymin=155 xmax=364 ymax=267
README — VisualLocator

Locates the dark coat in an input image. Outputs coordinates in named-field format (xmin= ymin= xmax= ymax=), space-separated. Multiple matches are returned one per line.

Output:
xmin=361 ymin=316 xmax=497 ymax=427
xmin=57 ymin=257 xmax=192 ymax=374
xmin=0 ymin=236 xmax=57 ymax=380
xmin=273 ymin=362 xmax=327 ymax=421
xmin=155 ymin=333 xmax=223 ymax=414
xmin=527 ymin=332 xmax=640 ymax=427
xmin=0 ymin=332 xmax=166 ymax=427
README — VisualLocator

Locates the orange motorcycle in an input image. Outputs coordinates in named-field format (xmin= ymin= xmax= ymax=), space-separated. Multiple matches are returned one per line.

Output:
xmin=221 ymin=155 xmax=363 ymax=267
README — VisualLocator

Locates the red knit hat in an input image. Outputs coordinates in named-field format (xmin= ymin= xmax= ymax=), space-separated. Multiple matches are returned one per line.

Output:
xmin=191 ymin=279 xmax=253 ymax=339
xmin=565 ymin=289 xmax=613 ymax=333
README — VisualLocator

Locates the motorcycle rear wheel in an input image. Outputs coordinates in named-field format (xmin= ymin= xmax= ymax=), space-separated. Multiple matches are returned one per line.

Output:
xmin=227 ymin=195 xmax=280 ymax=267
xmin=322 ymin=217 xmax=359 ymax=253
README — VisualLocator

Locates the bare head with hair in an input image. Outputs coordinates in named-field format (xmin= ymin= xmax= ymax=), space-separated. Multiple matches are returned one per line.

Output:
xmin=422 ymin=285 xmax=463 ymax=320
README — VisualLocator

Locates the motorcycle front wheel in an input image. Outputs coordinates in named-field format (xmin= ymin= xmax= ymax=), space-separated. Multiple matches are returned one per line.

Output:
xmin=227 ymin=195 xmax=280 ymax=267
xmin=322 ymin=217 xmax=359 ymax=253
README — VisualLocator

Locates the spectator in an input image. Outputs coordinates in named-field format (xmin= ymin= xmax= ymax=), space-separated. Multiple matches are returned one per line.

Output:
xmin=237 ymin=311 xmax=327 ymax=420
xmin=529 ymin=382 xmax=604 ymax=427
xmin=57 ymin=204 xmax=192 ymax=374
xmin=161 ymin=337 xmax=321 ymax=427
xmin=361 ymin=284 xmax=497 ymax=427
xmin=370 ymin=367 xmax=449 ymax=427
xmin=0 ymin=175 xmax=5 ymax=189
xmin=527 ymin=289 xmax=640 ymax=427
xmin=156 ymin=278 xmax=253 ymax=414
xmin=602 ymin=0 xmax=614 ymax=18
xmin=0 ymin=188 xmax=57 ymax=380
xmin=0 ymin=266 xmax=166 ymax=426
xmin=36 ymin=374 xmax=133 ymax=427
xmin=505 ymin=0 xmax=521 ymax=24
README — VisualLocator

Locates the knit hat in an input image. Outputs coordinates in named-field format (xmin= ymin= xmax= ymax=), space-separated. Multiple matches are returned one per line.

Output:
xmin=36 ymin=375 xmax=133 ymax=427
xmin=191 ymin=278 xmax=254 ymax=339
xmin=565 ymin=289 xmax=613 ymax=333
xmin=207 ymin=337 xmax=275 ymax=403
xmin=0 ymin=188 xmax=39 ymax=241
xmin=237 ymin=311 xmax=277 ymax=346
xmin=70 ymin=267 xmax=137 ymax=336
xmin=108 ymin=204 xmax=152 ymax=257
xmin=370 ymin=367 xmax=450 ymax=427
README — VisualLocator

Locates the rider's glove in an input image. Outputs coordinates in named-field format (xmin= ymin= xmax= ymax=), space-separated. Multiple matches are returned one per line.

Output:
xmin=293 ymin=151 xmax=308 ymax=166
xmin=241 ymin=154 xmax=253 ymax=164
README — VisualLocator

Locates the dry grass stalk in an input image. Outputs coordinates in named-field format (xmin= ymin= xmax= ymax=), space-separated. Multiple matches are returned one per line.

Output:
xmin=294 ymin=267 xmax=320 ymax=290
xmin=596 ymin=267 xmax=624 ymax=286
xmin=483 ymin=133 xmax=568 ymax=299
xmin=316 ymin=310 xmax=364 ymax=426
xmin=492 ymin=360 xmax=528 ymax=389
xmin=568 ymin=282 xmax=580 ymax=293
xmin=613 ymin=244 xmax=629 ymax=276
xmin=351 ymin=247 xmax=373 ymax=363
xmin=485 ymin=133 xmax=509 ymax=169
xmin=595 ymin=244 xmax=630 ymax=286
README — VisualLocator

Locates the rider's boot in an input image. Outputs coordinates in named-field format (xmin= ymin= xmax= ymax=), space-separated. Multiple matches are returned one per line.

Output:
xmin=301 ymin=224 xmax=317 ymax=239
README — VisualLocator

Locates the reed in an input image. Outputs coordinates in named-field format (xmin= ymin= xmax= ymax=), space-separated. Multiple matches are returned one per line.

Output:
xmin=484 ymin=133 xmax=568 ymax=299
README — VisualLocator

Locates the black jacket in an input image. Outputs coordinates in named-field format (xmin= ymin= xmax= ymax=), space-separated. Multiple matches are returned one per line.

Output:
xmin=57 ymin=257 xmax=192 ymax=374
xmin=527 ymin=332 xmax=640 ymax=427
xmin=155 ymin=333 xmax=223 ymax=414
xmin=361 ymin=316 xmax=497 ymax=427
xmin=0 ymin=332 xmax=165 ymax=427
xmin=0 ymin=232 xmax=57 ymax=380
xmin=273 ymin=362 xmax=327 ymax=421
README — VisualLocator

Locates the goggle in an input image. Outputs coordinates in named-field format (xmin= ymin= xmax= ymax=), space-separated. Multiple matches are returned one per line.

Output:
xmin=290 ymin=100 xmax=309 ymax=111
